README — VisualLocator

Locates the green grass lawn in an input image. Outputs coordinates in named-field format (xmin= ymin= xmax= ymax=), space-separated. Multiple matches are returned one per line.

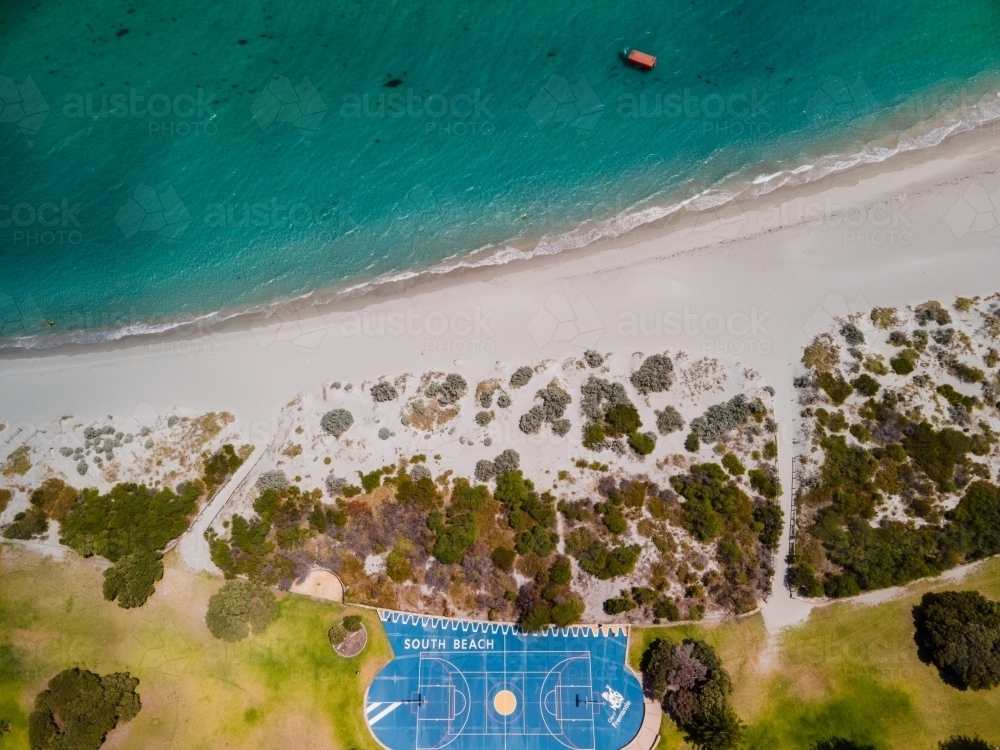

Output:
xmin=629 ymin=558 xmax=1000 ymax=749
xmin=0 ymin=545 xmax=391 ymax=749
xmin=4 ymin=542 xmax=1000 ymax=749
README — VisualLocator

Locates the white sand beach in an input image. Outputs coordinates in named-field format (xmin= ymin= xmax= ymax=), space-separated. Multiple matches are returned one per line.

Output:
xmin=4 ymin=126 xmax=1000 ymax=630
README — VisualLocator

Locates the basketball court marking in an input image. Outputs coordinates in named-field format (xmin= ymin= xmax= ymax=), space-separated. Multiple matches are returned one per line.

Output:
xmin=365 ymin=612 xmax=644 ymax=750
xmin=409 ymin=651 xmax=596 ymax=750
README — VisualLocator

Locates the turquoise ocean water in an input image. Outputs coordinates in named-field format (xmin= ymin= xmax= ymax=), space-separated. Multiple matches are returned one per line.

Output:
xmin=2 ymin=0 xmax=1000 ymax=346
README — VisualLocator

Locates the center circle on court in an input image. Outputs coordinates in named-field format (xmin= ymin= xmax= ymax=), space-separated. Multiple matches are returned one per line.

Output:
xmin=493 ymin=689 xmax=517 ymax=716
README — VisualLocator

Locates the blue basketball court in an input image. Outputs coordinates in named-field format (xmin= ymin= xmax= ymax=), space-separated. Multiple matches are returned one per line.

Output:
xmin=365 ymin=612 xmax=645 ymax=750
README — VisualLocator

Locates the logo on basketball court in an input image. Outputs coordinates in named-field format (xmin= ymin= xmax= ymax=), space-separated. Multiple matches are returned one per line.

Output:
xmin=601 ymin=686 xmax=623 ymax=711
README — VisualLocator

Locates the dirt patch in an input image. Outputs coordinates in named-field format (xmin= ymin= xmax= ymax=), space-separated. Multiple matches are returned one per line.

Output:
xmin=335 ymin=625 xmax=368 ymax=658
xmin=290 ymin=568 xmax=344 ymax=603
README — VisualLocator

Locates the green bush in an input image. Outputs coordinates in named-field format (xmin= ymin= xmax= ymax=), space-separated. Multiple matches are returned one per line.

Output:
xmin=604 ymin=403 xmax=641 ymax=437
xmin=681 ymin=495 xmax=723 ymax=541
xmin=654 ymin=598 xmax=681 ymax=621
xmin=343 ymin=614 xmax=363 ymax=632
xmin=850 ymin=373 xmax=880 ymax=397
xmin=903 ymin=421 xmax=973 ymax=490
xmin=28 ymin=668 xmax=140 ymax=750
xmin=890 ymin=355 xmax=915 ymax=375
xmin=583 ymin=422 xmax=606 ymax=449
xmin=567 ymin=530 xmax=640 ymax=580
xmin=753 ymin=503 xmax=783 ymax=551
xmin=516 ymin=526 xmax=557 ymax=557
xmin=202 ymin=444 xmax=246 ymax=496
xmin=62 ymin=482 xmax=201 ymax=562
xmin=603 ymin=596 xmax=636 ymax=615
xmin=813 ymin=739 xmax=876 ymax=750
xmin=684 ymin=433 xmax=700 ymax=452
xmin=328 ymin=624 xmax=347 ymax=646
xmin=602 ymin=506 xmax=628 ymax=534
xmin=913 ymin=590 xmax=1000 ymax=690
xmin=432 ymin=512 xmax=478 ymax=565
xmin=954 ymin=363 xmax=985 ymax=383
xmin=721 ymin=453 xmax=745 ymax=476
xmin=817 ymin=371 xmax=853 ymax=405
xmin=848 ymin=423 xmax=871 ymax=443
xmin=937 ymin=736 xmax=994 ymax=750
xmin=102 ymin=551 xmax=164 ymax=609
xmin=937 ymin=384 xmax=977 ymax=411
xmin=519 ymin=605 xmax=552 ymax=633
xmin=2 ymin=506 xmax=49 ymax=539
xmin=550 ymin=599 xmax=585 ymax=627
xmin=395 ymin=472 xmax=440 ymax=508
xmin=548 ymin=557 xmax=572 ymax=585
xmin=628 ymin=431 xmax=656 ymax=456
xmin=491 ymin=546 xmax=516 ymax=570
xmin=639 ymin=638 xmax=675 ymax=701
xmin=632 ymin=587 xmax=658 ymax=605
xmin=205 ymin=580 xmax=277 ymax=642
xmin=789 ymin=562 xmax=825 ymax=598
xmin=823 ymin=573 xmax=861 ymax=598
xmin=386 ymin=550 xmax=412 ymax=582
xmin=748 ymin=468 xmax=781 ymax=499
xmin=361 ymin=470 xmax=383 ymax=493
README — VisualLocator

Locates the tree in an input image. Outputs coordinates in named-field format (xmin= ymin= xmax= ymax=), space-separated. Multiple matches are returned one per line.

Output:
xmin=813 ymin=739 xmax=877 ymax=750
xmin=938 ymin=736 xmax=994 ymax=750
xmin=102 ymin=551 xmax=164 ymax=609
xmin=343 ymin=614 xmax=363 ymax=632
xmin=328 ymin=624 xmax=347 ymax=646
xmin=641 ymin=638 xmax=744 ymax=750
xmin=550 ymin=599 xmax=585 ymax=627
xmin=205 ymin=580 xmax=278 ymax=642
xmin=28 ymin=668 xmax=140 ymax=750
xmin=519 ymin=605 xmax=551 ymax=633
xmin=913 ymin=590 xmax=1000 ymax=691
xmin=639 ymin=639 xmax=675 ymax=701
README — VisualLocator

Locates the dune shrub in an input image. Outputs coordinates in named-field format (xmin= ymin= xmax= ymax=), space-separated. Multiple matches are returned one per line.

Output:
xmin=630 ymin=353 xmax=674 ymax=394
xmin=655 ymin=406 xmax=684 ymax=435
xmin=371 ymin=382 xmax=398 ymax=402
xmin=321 ymin=409 xmax=354 ymax=437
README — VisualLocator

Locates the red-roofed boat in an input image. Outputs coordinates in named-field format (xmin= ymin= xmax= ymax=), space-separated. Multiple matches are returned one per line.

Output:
xmin=621 ymin=48 xmax=656 ymax=70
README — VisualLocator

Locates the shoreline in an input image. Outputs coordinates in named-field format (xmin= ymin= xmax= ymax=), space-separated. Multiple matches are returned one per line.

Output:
xmin=6 ymin=117 xmax=1000 ymax=631
xmin=6 ymin=87 xmax=1000 ymax=357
